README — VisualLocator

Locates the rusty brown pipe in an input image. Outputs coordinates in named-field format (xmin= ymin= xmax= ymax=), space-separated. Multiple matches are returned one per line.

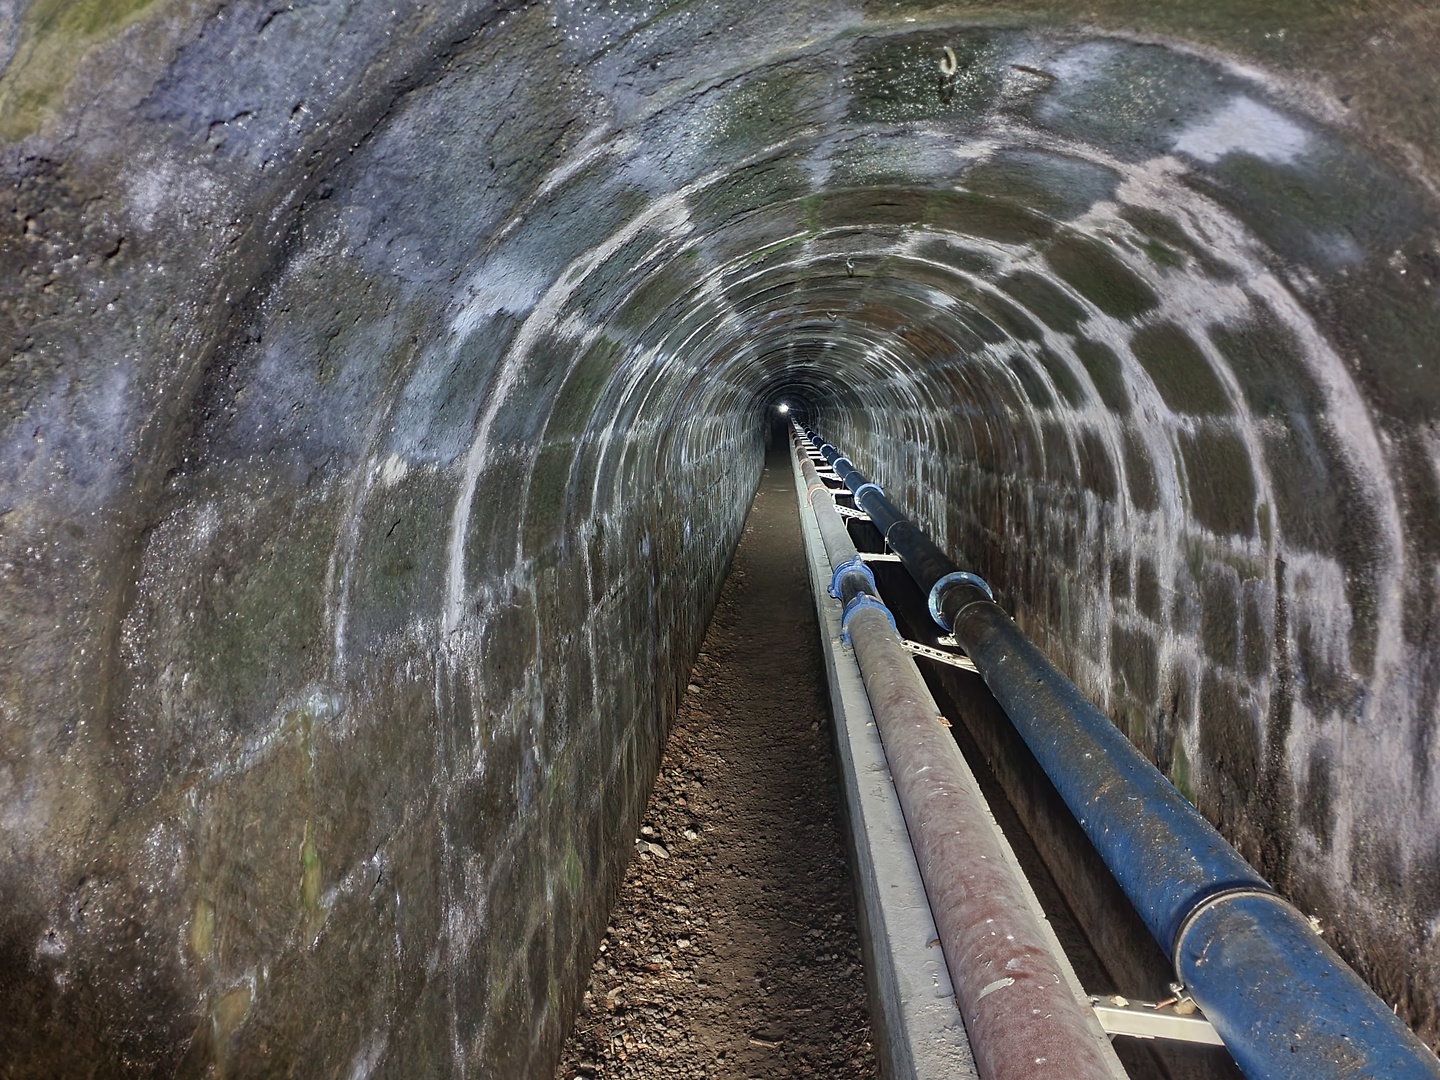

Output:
xmin=844 ymin=601 xmax=1118 ymax=1080
xmin=796 ymin=446 xmax=857 ymax=569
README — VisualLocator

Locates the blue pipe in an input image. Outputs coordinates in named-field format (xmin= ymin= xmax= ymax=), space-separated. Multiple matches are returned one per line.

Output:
xmin=1175 ymin=890 xmax=1437 ymax=1078
xmin=807 ymin=427 xmax=1440 ymax=1080
xmin=959 ymin=610 xmax=1269 ymax=952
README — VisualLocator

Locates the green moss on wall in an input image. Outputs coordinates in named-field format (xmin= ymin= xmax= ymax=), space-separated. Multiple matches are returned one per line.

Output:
xmin=1073 ymin=338 xmax=1130 ymax=414
xmin=1171 ymin=740 xmax=1195 ymax=805
xmin=1000 ymin=271 xmax=1088 ymax=333
xmin=0 ymin=0 xmax=163 ymax=138
xmin=1130 ymin=322 xmax=1232 ymax=415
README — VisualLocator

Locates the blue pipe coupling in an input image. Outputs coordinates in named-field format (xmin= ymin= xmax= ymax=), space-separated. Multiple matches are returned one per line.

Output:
xmin=828 ymin=555 xmax=877 ymax=601
xmin=1175 ymin=890 xmax=1440 ymax=1079
xmin=852 ymin=481 xmax=883 ymax=504
xmin=840 ymin=594 xmax=897 ymax=645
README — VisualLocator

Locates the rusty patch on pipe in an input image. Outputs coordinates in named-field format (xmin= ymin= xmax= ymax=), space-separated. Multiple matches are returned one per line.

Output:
xmin=846 ymin=605 xmax=1116 ymax=1080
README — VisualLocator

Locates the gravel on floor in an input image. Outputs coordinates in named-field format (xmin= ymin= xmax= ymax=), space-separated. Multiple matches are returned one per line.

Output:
xmin=554 ymin=447 xmax=879 ymax=1080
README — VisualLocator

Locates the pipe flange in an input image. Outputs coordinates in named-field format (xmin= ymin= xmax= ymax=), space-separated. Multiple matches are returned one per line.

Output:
xmin=831 ymin=456 xmax=854 ymax=475
xmin=927 ymin=571 xmax=994 ymax=630
xmin=829 ymin=555 xmax=876 ymax=600
xmin=841 ymin=594 xmax=897 ymax=644
xmin=852 ymin=481 xmax=883 ymax=504
xmin=1170 ymin=886 xmax=1279 ymax=966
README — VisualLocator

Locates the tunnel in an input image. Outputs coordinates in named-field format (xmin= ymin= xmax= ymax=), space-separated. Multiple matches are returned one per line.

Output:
xmin=3 ymin=0 xmax=1440 ymax=1075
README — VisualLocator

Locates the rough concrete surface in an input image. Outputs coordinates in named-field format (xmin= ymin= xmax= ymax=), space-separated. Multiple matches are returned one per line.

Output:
xmin=2 ymin=0 xmax=1440 ymax=1075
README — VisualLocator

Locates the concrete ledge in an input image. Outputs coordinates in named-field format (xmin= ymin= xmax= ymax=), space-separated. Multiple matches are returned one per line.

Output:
xmin=788 ymin=448 xmax=978 ymax=1080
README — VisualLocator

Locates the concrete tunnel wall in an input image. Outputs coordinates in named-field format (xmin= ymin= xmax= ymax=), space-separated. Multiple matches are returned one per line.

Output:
xmin=2 ymin=0 xmax=1439 ymax=1075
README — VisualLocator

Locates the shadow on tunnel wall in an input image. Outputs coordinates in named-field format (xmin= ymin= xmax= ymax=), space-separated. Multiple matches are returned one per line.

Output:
xmin=2 ymin=0 xmax=1439 ymax=1074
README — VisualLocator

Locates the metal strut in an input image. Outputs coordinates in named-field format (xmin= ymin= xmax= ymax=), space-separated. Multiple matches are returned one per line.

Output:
xmin=899 ymin=639 xmax=978 ymax=673
xmin=1089 ymin=997 xmax=1224 ymax=1046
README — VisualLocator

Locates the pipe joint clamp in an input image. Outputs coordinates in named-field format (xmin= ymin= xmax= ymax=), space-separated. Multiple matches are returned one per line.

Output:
xmin=828 ymin=556 xmax=877 ymax=600
xmin=1170 ymin=886 xmax=1279 ymax=965
xmin=841 ymin=594 xmax=897 ymax=645
xmin=852 ymin=481 xmax=883 ymax=504
xmin=928 ymin=571 xmax=995 ymax=630
xmin=831 ymin=456 xmax=854 ymax=475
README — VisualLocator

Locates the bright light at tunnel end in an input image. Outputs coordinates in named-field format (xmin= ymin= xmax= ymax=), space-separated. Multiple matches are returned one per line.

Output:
xmin=777 ymin=402 xmax=790 ymax=415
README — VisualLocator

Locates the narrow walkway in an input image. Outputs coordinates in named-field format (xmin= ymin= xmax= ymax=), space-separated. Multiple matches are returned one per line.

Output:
xmin=556 ymin=445 xmax=878 ymax=1079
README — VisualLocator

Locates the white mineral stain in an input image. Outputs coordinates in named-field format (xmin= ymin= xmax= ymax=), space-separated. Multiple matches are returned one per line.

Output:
xmin=126 ymin=158 xmax=221 ymax=231
xmin=441 ymin=140 xmax=799 ymax=633
xmin=1173 ymin=96 xmax=1311 ymax=166
xmin=345 ymin=1033 xmax=388 ymax=1080
xmin=379 ymin=453 xmax=408 ymax=488
xmin=449 ymin=252 xmax=554 ymax=339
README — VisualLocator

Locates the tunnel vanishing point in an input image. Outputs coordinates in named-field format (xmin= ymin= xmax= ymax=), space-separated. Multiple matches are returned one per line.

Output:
xmin=3 ymin=0 xmax=1440 ymax=1075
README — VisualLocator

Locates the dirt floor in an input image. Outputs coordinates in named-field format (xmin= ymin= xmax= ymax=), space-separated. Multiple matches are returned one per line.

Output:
xmin=554 ymin=445 xmax=879 ymax=1079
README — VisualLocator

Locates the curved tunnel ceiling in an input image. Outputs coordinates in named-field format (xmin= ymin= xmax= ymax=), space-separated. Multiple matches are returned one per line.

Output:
xmin=3 ymin=0 xmax=1440 ymax=1072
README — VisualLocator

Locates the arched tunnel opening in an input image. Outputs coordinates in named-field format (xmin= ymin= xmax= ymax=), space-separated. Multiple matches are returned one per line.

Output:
xmin=3 ymin=2 xmax=1440 ymax=1076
